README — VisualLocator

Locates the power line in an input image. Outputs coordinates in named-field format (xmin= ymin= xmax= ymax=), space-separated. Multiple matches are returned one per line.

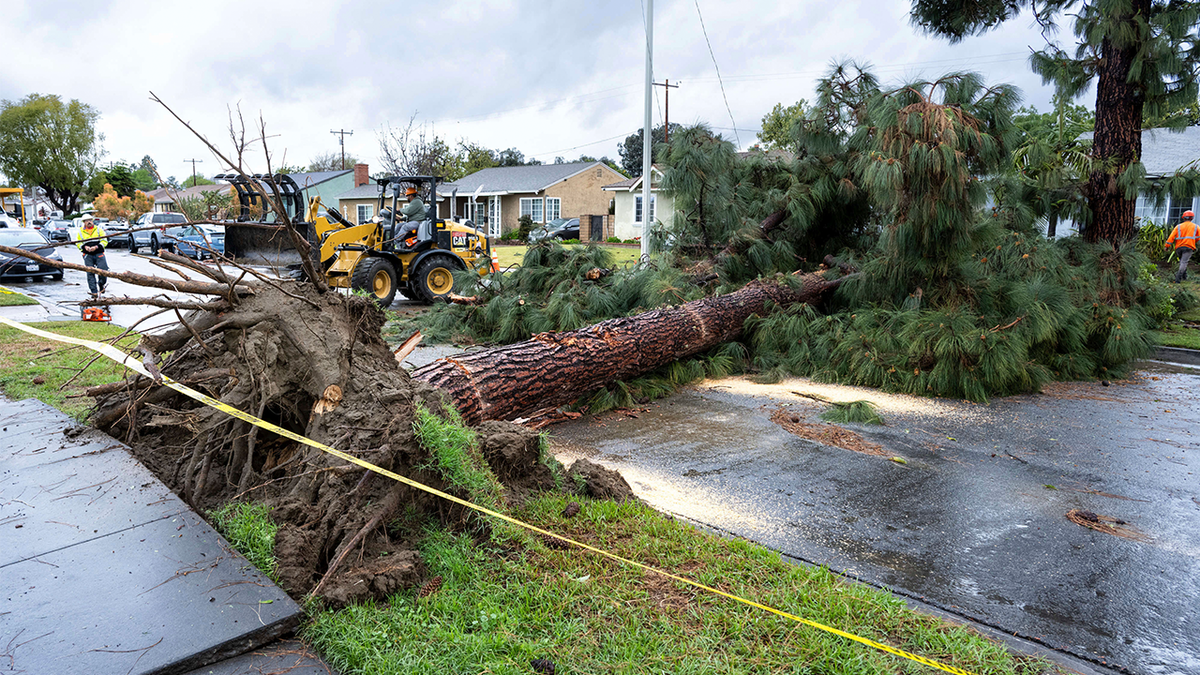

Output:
xmin=694 ymin=0 xmax=738 ymax=147
xmin=529 ymin=131 xmax=635 ymax=160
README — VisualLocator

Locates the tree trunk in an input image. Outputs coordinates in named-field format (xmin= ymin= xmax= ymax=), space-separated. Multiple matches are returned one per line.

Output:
xmin=1047 ymin=210 xmax=1058 ymax=239
xmin=1084 ymin=0 xmax=1148 ymax=245
xmin=411 ymin=273 xmax=845 ymax=424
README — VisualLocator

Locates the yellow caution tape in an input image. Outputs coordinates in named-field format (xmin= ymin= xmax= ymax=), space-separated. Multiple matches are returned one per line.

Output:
xmin=0 ymin=316 xmax=977 ymax=675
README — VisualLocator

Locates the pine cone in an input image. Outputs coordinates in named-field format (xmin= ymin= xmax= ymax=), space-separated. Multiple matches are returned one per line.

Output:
xmin=530 ymin=658 xmax=556 ymax=674
xmin=416 ymin=575 xmax=443 ymax=598
xmin=561 ymin=502 xmax=581 ymax=518
xmin=539 ymin=533 xmax=571 ymax=550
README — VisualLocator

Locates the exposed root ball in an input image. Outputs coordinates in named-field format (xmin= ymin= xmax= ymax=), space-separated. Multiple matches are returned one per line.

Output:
xmin=91 ymin=283 xmax=557 ymax=605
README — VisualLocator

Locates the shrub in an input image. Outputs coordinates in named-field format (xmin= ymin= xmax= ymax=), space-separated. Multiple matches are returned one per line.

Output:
xmin=517 ymin=214 xmax=534 ymax=241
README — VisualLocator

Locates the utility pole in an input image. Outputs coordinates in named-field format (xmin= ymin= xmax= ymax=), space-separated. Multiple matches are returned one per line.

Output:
xmin=183 ymin=159 xmax=203 ymax=187
xmin=641 ymin=0 xmax=653 ymax=261
xmin=330 ymin=129 xmax=354 ymax=170
xmin=652 ymin=79 xmax=679 ymax=145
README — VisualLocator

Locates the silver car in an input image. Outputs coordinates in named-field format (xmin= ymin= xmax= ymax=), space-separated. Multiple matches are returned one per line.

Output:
xmin=129 ymin=212 xmax=188 ymax=253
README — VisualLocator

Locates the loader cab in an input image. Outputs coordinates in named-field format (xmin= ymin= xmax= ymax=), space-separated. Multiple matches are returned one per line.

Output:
xmin=377 ymin=175 xmax=445 ymax=253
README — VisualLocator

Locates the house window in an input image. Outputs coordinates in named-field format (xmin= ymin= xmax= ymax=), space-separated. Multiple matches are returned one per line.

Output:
xmin=545 ymin=198 xmax=561 ymax=221
xmin=520 ymin=197 xmax=543 ymax=223
xmin=357 ymin=204 xmax=373 ymax=224
xmin=635 ymin=194 xmax=656 ymax=224
xmin=1167 ymin=196 xmax=1197 ymax=224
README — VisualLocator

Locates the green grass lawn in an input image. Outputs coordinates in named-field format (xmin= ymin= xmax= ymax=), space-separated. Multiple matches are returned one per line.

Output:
xmin=0 ymin=287 xmax=39 ymax=306
xmin=0 ymin=321 xmax=136 ymax=419
xmin=494 ymin=243 xmax=643 ymax=270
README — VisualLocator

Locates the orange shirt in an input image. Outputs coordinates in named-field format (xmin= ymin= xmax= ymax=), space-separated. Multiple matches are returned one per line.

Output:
xmin=1166 ymin=220 xmax=1198 ymax=250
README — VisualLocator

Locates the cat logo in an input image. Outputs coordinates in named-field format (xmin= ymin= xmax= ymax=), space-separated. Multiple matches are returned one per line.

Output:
xmin=452 ymin=234 xmax=467 ymax=248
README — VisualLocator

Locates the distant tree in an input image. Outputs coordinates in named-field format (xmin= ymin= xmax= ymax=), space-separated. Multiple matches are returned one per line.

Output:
xmin=757 ymin=100 xmax=808 ymax=151
xmin=177 ymin=190 xmax=233 ymax=221
xmin=133 ymin=155 xmax=160 ymax=191
xmin=93 ymin=183 xmax=154 ymax=222
xmin=162 ymin=175 xmax=181 ymax=190
xmin=497 ymin=147 xmax=540 ymax=167
xmin=106 ymin=165 xmax=137 ymax=198
xmin=0 ymin=93 xmax=103 ymax=216
xmin=459 ymin=142 xmax=498 ymax=176
xmin=910 ymin=0 xmax=1200 ymax=244
xmin=618 ymin=123 xmax=683 ymax=176
xmin=182 ymin=175 xmax=216 ymax=188
xmin=378 ymin=114 xmax=466 ymax=180
xmin=307 ymin=151 xmax=361 ymax=172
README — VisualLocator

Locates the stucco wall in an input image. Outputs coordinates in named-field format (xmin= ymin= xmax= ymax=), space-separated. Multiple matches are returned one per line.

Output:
xmin=611 ymin=191 xmax=674 ymax=241
xmin=544 ymin=164 xmax=623 ymax=222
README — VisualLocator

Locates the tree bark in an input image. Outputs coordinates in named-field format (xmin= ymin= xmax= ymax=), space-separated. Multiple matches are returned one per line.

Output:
xmin=1084 ymin=0 xmax=1148 ymax=245
xmin=411 ymin=273 xmax=845 ymax=424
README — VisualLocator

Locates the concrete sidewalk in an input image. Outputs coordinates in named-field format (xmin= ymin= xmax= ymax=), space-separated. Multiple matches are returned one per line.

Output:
xmin=0 ymin=397 xmax=334 ymax=675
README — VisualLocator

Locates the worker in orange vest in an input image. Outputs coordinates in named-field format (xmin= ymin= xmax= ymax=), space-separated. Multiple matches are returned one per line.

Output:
xmin=1165 ymin=209 xmax=1197 ymax=283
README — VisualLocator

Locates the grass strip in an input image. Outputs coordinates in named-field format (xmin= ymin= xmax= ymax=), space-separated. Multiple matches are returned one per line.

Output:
xmin=0 ymin=321 xmax=135 ymax=420
xmin=211 ymin=502 xmax=280 ymax=583
xmin=0 ymin=287 xmax=39 ymax=306
xmin=305 ymin=494 xmax=1055 ymax=674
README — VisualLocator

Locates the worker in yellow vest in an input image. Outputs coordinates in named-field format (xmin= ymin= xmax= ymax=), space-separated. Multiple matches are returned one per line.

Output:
xmin=74 ymin=213 xmax=110 ymax=297
xmin=1165 ymin=210 xmax=1197 ymax=283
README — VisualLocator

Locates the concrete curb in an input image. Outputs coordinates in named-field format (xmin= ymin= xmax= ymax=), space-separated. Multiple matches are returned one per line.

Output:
xmin=1154 ymin=345 xmax=1200 ymax=366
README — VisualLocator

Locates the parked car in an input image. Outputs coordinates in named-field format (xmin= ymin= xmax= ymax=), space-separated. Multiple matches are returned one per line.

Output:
xmin=103 ymin=218 xmax=131 ymax=247
xmin=163 ymin=225 xmax=225 ymax=260
xmin=0 ymin=228 xmax=63 ymax=280
xmin=44 ymin=219 xmax=73 ymax=242
xmin=129 ymin=212 xmax=188 ymax=253
xmin=527 ymin=217 xmax=581 ymax=243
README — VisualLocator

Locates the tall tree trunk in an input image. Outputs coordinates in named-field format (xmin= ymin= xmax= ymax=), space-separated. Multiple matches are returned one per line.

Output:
xmin=412 ymin=274 xmax=845 ymax=424
xmin=1084 ymin=1 xmax=1148 ymax=245
xmin=1047 ymin=210 xmax=1058 ymax=239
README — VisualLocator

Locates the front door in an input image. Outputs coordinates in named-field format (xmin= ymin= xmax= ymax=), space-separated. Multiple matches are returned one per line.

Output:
xmin=488 ymin=197 xmax=502 ymax=238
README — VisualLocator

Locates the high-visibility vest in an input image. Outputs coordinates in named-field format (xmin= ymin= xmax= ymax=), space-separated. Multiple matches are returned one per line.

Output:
xmin=1166 ymin=220 xmax=1198 ymax=251
xmin=75 ymin=225 xmax=108 ymax=251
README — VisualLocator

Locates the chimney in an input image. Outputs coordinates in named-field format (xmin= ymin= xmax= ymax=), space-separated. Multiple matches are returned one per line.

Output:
xmin=353 ymin=163 xmax=369 ymax=187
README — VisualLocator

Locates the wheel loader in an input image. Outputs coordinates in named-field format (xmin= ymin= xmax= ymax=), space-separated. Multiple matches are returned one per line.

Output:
xmin=217 ymin=173 xmax=496 ymax=306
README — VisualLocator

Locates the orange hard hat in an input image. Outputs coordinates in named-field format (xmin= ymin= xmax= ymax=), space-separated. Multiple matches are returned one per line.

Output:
xmin=405 ymin=187 xmax=418 ymax=196
xmin=1184 ymin=210 xmax=1195 ymax=219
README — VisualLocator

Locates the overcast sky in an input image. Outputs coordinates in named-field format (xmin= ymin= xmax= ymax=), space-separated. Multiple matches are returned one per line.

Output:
xmin=4 ymin=0 xmax=1074 ymax=182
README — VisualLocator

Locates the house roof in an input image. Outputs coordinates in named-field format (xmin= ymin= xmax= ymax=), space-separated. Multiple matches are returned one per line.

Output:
xmin=603 ymin=165 xmax=663 ymax=192
xmin=1079 ymin=126 xmax=1200 ymax=177
xmin=438 ymin=162 xmax=617 ymax=197
xmin=285 ymin=169 xmax=353 ymax=188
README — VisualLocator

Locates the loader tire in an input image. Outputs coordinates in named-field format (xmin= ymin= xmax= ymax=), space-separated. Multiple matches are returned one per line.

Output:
xmin=351 ymin=256 xmax=398 ymax=308
xmin=413 ymin=253 xmax=461 ymax=304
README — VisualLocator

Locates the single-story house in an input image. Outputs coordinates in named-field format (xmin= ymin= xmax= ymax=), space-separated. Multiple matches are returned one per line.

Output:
xmin=436 ymin=161 xmax=626 ymax=238
xmin=1076 ymin=126 xmax=1200 ymax=231
xmin=602 ymin=165 xmax=676 ymax=242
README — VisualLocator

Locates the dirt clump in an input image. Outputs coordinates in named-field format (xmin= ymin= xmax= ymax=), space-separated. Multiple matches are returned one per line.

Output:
xmin=567 ymin=458 xmax=637 ymax=502
xmin=87 ymin=282 xmax=579 ymax=606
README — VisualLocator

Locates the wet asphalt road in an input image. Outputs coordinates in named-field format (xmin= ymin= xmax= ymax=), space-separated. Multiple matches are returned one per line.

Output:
xmin=550 ymin=366 xmax=1199 ymax=675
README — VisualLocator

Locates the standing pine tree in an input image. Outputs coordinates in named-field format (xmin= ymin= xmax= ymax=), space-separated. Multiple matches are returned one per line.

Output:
xmin=910 ymin=0 xmax=1200 ymax=244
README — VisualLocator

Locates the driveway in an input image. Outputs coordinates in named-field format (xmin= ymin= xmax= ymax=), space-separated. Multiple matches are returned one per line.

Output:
xmin=549 ymin=362 xmax=1199 ymax=675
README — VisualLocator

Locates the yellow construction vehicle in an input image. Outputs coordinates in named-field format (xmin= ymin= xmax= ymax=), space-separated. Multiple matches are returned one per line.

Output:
xmin=218 ymin=174 xmax=496 ymax=306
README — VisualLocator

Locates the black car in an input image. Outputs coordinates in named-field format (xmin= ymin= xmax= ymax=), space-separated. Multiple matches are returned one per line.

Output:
xmin=527 ymin=217 xmax=581 ymax=243
xmin=0 ymin=228 xmax=63 ymax=280
xmin=43 ymin=219 xmax=73 ymax=242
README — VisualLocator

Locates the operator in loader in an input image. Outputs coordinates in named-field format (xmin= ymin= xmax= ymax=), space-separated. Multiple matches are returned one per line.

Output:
xmin=393 ymin=186 xmax=427 ymax=248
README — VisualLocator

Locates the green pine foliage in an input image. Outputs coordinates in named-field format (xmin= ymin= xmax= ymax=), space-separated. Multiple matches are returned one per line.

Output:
xmin=820 ymin=400 xmax=885 ymax=425
xmin=399 ymin=63 xmax=1172 ymax=406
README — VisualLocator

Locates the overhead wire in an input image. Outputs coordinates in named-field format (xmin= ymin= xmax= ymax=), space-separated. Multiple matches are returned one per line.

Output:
xmin=693 ymin=0 xmax=738 ymax=147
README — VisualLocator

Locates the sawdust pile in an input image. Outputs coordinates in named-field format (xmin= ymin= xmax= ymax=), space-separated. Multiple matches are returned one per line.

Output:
xmin=768 ymin=407 xmax=886 ymax=456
